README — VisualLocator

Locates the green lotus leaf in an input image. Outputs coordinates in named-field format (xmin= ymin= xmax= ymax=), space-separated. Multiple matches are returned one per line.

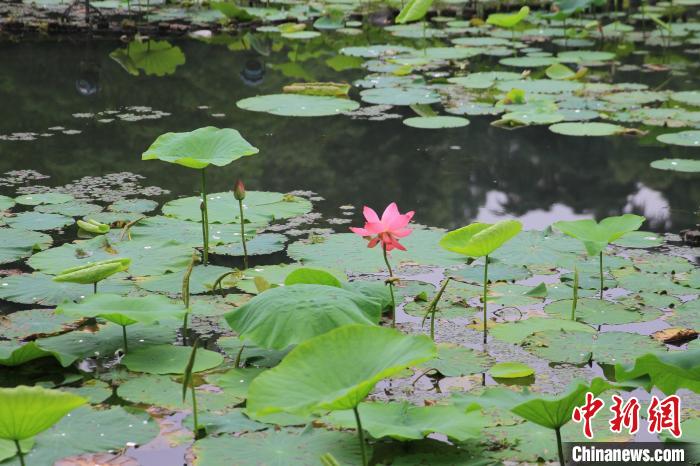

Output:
xmin=0 ymin=228 xmax=52 ymax=264
xmin=206 ymin=368 xmax=266 ymax=399
xmin=0 ymin=195 xmax=15 ymax=211
xmin=490 ymin=317 xmax=595 ymax=343
xmin=192 ymin=429 xmax=365 ymax=466
xmin=557 ymin=50 xmax=616 ymax=63
xmin=0 ymin=308 xmax=75 ymax=340
xmin=56 ymin=293 xmax=186 ymax=327
xmin=511 ymin=377 xmax=612 ymax=429
xmin=324 ymin=401 xmax=485 ymax=441
xmin=5 ymin=212 xmax=73 ymax=231
xmin=403 ymin=116 xmax=470 ymax=129
xmin=490 ymin=361 xmax=534 ymax=378
xmin=656 ymin=130 xmax=700 ymax=147
xmin=449 ymin=262 xmax=531 ymax=283
xmin=15 ymin=193 xmax=73 ymax=206
xmin=0 ymin=273 xmax=132 ymax=306
xmin=247 ymin=325 xmax=436 ymax=416
xmin=360 ymin=86 xmax=441 ymax=106
xmin=142 ymin=126 xmax=258 ymax=169
xmin=110 ymin=40 xmax=185 ymax=77
xmin=109 ymin=198 xmax=158 ymax=213
xmin=129 ymin=216 xmax=257 ymax=247
xmin=440 ymin=220 xmax=522 ymax=257
xmin=549 ymin=122 xmax=626 ymax=136
xmin=615 ymin=349 xmax=700 ymax=395
xmin=544 ymin=298 xmax=662 ymax=325
xmin=612 ymin=231 xmax=663 ymax=248
xmin=0 ymin=341 xmax=74 ymax=367
xmin=487 ymin=6 xmax=530 ymax=28
xmin=162 ymin=191 xmax=311 ymax=225
xmin=53 ymin=257 xmax=131 ymax=284
xmin=212 ymin=233 xmax=286 ymax=257
xmin=500 ymin=56 xmax=559 ymax=67
xmin=36 ymin=202 xmax=102 ymax=217
xmin=650 ymin=158 xmax=700 ymax=172
xmin=237 ymin=94 xmax=359 ymax=117
xmin=395 ymin=0 xmax=434 ymax=23
xmin=225 ymin=284 xmax=382 ymax=350
xmin=418 ymin=343 xmax=491 ymax=376
xmin=666 ymin=299 xmax=700 ymax=330
xmin=283 ymin=267 xmax=343 ymax=287
xmin=136 ymin=264 xmax=233 ymax=294
xmin=60 ymin=379 xmax=112 ymax=404
xmin=545 ymin=63 xmax=577 ymax=80
xmin=553 ymin=214 xmax=645 ymax=256
xmin=122 ymin=344 xmax=224 ymax=374
xmin=0 ymin=386 xmax=86 ymax=441
xmin=186 ymin=409 xmax=266 ymax=436
xmin=76 ymin=218 xmax=109 ymax=234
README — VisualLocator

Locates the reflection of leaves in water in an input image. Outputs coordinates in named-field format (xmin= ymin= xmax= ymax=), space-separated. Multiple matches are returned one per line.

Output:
xmin=110 ymin=40 xmax=186 ymax=77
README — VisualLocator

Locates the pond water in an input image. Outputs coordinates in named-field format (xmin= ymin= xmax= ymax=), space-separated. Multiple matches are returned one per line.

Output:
xmin=1 ymin=33 xmax=698 ymax=232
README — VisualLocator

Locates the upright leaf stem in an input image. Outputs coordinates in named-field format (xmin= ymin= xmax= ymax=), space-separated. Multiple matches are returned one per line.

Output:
xmin=200 ymin=168 xmax=210 ymax=266
xmin=555 ymin=426 xmax=565 ymax=466
xmin=121 ymin=325 xmax=128 ymax=353
xmin=483 ymin=255 xmax=489 ymax=344
xmin=353 ymin=406 xmax=368 ymax=466
xmin=382 ymin=245 xmax=396 ymax=327
xmin=571 ymin=266 xmax=579 ymax=320
xmin=238 ymin=199 xmax=249 ymax=269
xmin=14 ymin=440 xmax=25 ymax=466
xmin=599 ymin=251 xmax=604 ymax=300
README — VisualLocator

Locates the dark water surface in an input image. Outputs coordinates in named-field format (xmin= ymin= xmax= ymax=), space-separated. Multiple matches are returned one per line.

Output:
xmin=0 ymin=35 xmax=698 ymax=232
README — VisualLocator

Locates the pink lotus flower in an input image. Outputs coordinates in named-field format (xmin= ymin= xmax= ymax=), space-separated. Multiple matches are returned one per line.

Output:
xmin=350 ymin=202 xmax=414 ymax=251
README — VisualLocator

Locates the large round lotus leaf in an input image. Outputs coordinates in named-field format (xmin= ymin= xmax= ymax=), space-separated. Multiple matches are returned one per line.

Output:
xmin=544 ymin=298 xmax=662 ymax=325
xmin=28 ymin=236 xmax=193 ymax=277
xmin=17 ymin=406 xmax=158 ymax=466
xmin=224 ymin=284 xmax=382 ymax=350
xmin=557 ymin=50 xmax=615 ymax=62
xmin=499 ymin=56 xmax=558 ymax=67
xmin=60 ymin=379 xmax=112 ymax=404
xmin=666 ymin=300 xmax=700 ymax=330
xmin=118 ymin=374 xmax=242 ymax=411
xmin=670 ymin=90 xmax=700 ymax=106
xmin=497 ymin=79 xmax=583 ymax=94
xmin=553 ymin=214 xmax=644 ymax=256
xmin=490 ymin=317 xmax=595 ymax=344
xmin=549 ymin=122 xmax=625 ymax=136
xmin=206 ymin=368 xmax=266 ymax=399
xmin=0 ymin=387 xmax=82 ymax=447
xmin=0 ymin=228 xmax=52 ymax=264
xmin=403 ymin=116 xmax=469 ymax=128
xmin=56 ymin=293 xmax=186 ymax=327
xmin=36 ymin=321 xmax=178 ymax=365
xmin=162 ymin=191 xmax=311 ymax=224
xmin=212 ymin=233 xmax=286 ymax=257
xmin=287 ymin=230 xmax=464 ymax=273
xmin=450 ymin=262 xmax=531 ymax=283
xmin=142 ymin=127 xmax=259 ymax=169
xmin=354 ymin=74 xmax=417 ymax=89
xmin=340 ymin=45 xmax=414 ymax=57
xmin=613 ymin=268 xmax=692 ymax=295
xmin=187 ymin=409 xmax=266 ymax=436
xmin=35 ymin=202 xmax=102 ymax=217
xmin=602 ymin=91 xmax=667 ymax=105
xmin=545 ymin=282 xmax=596 ymax=300
xmin=419 ymin=343 xmax=491 ymax=376
xmin=412 ymin=47 xmax=481 ymax=60
xmin=5 ymin=212 xmax=73 ymax=231
xmin=490 ymin=361 xmax=534 ymax=378
xmin=612 ymin=231 xmax=663 ymax=248
xmin=15 ymin=193 xmax=74 ymax=206
xmin=0 ymin=340 xmax=74 ymax=367
xmin=615 ymin=292 xmax=681 ymax=311
xmin=448 ymin=75 xmax=495 ymax=89
xmin=325 ymin=401 xmax=485 ymax=441
xmin=485 ymin=421 xmax=558 ymax=463
xmin=247 ymin=325 xmax=436 ymax=416
xmin=0 ymin=273 xmax=132 ymax=306
xmin=281 ymin=30 xmax=321 ymax=39
xmin=439 ymin=220 xmax=522 ymax=258
xmin=632 ymin=253 xmax=693 ymax=274
xmin=656 ymin=130 xmax=700 ymax=147
xmin=0 ymin=439 xmax=32 ymax=463
xmin=284 ymin=267 xmax=343 ymax=288
xmin=217 ymin=337 xmax=290 ymax=368
xmin=0 ymin=195 xmax=15 ymax=211
xmin=136 ymin=264 xmax=233 ymax=294
xmin=403 ymin=281 xmax=481 ymax=319
xmin=192 ymin=429 xmax=365 ymax=466
xmin=0 ymin=308 xmax=75 ymax=340
xmin=615 ymin=349 xmax=700 ymax=395
xmin=487 ymin=283 xmax=543 ymax=307
xmin=650 ymin=158 xmax=700 ymax=172
xmin=122 ymin=344 xmax=223 ymax=374
xmin=129 ymin=216 xmax=258 ymax=246
xmin=451 ymin=37 xmax=512 ymax=46
xmin=490 ymin=230 xmax=582 ymax=266
xmin=360 ymin=86 xmax=441 ymax=106
xmin=237 ymin=94 xmax=359 ymax=117
xmin=109 ymin=198 xmax=158 ymax=213
xmin=233 ymin=263 xmax=314 ymax=294
xmin=523 ymin=330 xmax=665 ymax=364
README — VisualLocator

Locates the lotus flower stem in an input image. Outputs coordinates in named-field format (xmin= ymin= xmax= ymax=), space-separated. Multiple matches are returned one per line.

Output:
xmin=599 ymin=252 xmax=604 ymax=299
xmin=191 ymin=383 xmax=199 ymax=436
xmin=121 ymin=325 xmax=128 ymax=354
xmin=181 ymin=253 xmax=196 ymax=347
xmin=200 ymin=168 xmax=210 ymax=266
xmin=421 ymin=278 xmax=451 ymax=340
xmin=234 ymin=344 xmax=245 ymax=368
xmin=14 ymin=440 xmax=25 ymax=466
xmin=382 ymin=245 xmax=397 ymax=328
xmin=555 ymin=426 xmax=565 ymax=466
xmin=238 ymin=199 xmax=249 ymax=270
xmin=482 ymin=255 xmax=489 ymax=344
xmin=353 ymin=406 xmax=368 ymax=466
xmin=571 ymin=266 xmax=579 ymax=320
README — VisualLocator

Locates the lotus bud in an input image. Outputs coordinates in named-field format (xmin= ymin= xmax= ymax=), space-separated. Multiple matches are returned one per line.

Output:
xmin=233 ymin=179 xmax=246 ymax=201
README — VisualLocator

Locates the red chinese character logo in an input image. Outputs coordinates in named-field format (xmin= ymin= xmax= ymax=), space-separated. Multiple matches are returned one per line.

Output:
xmin=609 ymin=395 xmax=640 ymax=434
xmin=647 ymin=395 xmax=682 ymax=438
xmin=572 ymin=392 xmax=605 ymax=439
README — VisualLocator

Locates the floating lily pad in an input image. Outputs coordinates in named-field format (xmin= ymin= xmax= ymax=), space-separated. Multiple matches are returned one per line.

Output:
xmin=545 ymin=298 xmax=662 ymax=325
xmin=0 ymin=273 xmax=132 ymax=306
xmin=549 ymin=122 xmax=625 ymax=136
xmin=490 ymin=361 xmax=534 ymax=378
xmin=212 ymin=233 xmax=286 ymax=257
xmin=490 ymin=317 xmax=595 ymax=344
xmin=122 ymin=344 xmax=223 ymax=374
xmin=129 ymin=216 xmax=256 ymax=246
xmin=237 ymin=94 xmax=359 ymax=116
xmin=666 ymin=300 xmax=700 ymax=330
xmin=612 ymin=231 xmax=663 ymax=248
xmin=0 ymin=195 xmax=15 ymax=211
xmin=670 ymin=91 xmax=700 ymax=107
xmin=15 ymin=193 xmax=74 ymax=206
xmin=56 ymin=294 xmax=186 ymax=327
xmin=657 ymin=130 xmax=700 ymax=147
xmin=403 ymin=116 xmax=469 ymax=128
xmin=632 ymin=253 xmax=693 ymax=274
xmin=5 ymin=212 xmax=73 ymax=231
xmin=419 ymin=343 xmax=491 ymax=376
xmin=340 ymin=45 xmax=415 ymax=58
xmin=0 ymin=308 xmax=75 ymax=340
xmin=360 ymin=86 xmax=441 ymax=106
xmin=35 ymin=202 xmax=102 ymax=217
xmin=650 ymin=159 xmax=700 ymax=172
xmin=186 ymin=409 xmax=266 ymax=436
xmin=499 ymin=56 xmax=558 ymax=67
xmin=136 ymin=265 xmax=233 ymax=294
xmin=0 ymin=228 xmax=52 ymax=264
xmin=109 ymin=198 xmax=159 ymax=213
